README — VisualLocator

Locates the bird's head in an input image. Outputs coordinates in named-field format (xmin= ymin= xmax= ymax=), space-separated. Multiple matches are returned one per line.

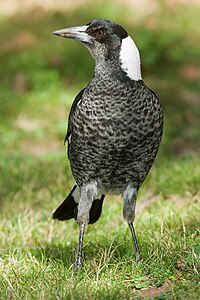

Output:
xmin=53 ymin=19 xmax=141 ymax=81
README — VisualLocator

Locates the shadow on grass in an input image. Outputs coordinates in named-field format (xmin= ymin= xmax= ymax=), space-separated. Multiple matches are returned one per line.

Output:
xmin=29 ymin=232 xmax=148 ymax=269
xmin=30 ymin=216 xmax=199 ymax=271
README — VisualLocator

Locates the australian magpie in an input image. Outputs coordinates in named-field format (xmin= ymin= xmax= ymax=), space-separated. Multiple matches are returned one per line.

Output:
xmin=53 ymin=19 xmax=163 ymax=271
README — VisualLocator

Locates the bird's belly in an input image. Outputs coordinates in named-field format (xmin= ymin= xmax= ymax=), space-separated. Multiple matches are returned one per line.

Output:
xmin=68 ymin=130 xmax=160 ymax=192
xmin=69 ymin=91 xmax=163 ymax=191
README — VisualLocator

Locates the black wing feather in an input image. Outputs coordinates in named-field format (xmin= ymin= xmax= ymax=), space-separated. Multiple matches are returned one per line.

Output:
xmin=64 ymin=88 xmax=85 ymax=144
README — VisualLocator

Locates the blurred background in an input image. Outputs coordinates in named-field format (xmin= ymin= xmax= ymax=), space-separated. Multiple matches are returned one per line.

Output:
xmin=0 ymin=0 xmax=200 ymax=211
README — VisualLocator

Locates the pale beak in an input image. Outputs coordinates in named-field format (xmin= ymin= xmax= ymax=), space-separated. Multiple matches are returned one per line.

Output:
xmin=53 ymin=25 xmax=92 ymax=44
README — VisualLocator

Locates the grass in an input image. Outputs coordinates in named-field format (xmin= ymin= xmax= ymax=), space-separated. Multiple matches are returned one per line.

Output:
xmin=0 ymin=156 xmax=200 ymax=299
xmin=0 ymin=1 xmax=200 ymax=299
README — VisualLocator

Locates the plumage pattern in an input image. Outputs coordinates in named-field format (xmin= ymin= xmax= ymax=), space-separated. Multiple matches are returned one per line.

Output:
xmin=68 ymin=78 xmax=163 ymax=194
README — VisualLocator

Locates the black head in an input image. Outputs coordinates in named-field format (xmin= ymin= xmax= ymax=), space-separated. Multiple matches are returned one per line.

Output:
xmin=85 ymin=19 xmax=128 ymax=46
xmin=53 ymin=19 xmax=142 ymax=81
xmin=53 ymin=19 xmax=128 ymax=58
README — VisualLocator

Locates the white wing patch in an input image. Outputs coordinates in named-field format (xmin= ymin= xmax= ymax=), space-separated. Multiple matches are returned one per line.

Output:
xmin=119 ymin=36 xmax=142 ymax=81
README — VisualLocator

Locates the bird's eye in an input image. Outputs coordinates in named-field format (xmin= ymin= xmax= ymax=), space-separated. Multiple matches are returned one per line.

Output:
xmin=96 ymin=29 xmax=105 ymax=38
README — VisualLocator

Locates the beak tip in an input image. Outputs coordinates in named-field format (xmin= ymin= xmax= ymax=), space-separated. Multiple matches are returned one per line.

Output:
xmin=52 ymin=25 xmax=90 ymax=41
xmin=52 ymin=31 xmax=59 ymax=36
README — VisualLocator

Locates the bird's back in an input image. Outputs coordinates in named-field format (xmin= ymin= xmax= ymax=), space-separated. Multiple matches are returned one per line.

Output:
xmin=68 ymin=74 xmax=163 ymax=194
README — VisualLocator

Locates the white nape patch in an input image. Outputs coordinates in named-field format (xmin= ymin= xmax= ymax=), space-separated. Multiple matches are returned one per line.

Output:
xmin=119 ymin=36 xmax=142 ymax=81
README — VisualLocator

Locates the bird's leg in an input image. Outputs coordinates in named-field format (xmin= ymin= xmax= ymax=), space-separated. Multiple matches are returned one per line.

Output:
xmin=122 ymin=184 xmax=141 ymax=263
xmin=128 ymin=222 xmax=141 ymax=263
xmin=74 ymin=182 xmax=98 ymax=272
xmin=75 ymin=223 xmax=85 ymax=272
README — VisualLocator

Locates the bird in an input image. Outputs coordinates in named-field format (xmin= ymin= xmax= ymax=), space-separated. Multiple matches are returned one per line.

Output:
xmin=52 ymin=19 xmax=163 ymax=272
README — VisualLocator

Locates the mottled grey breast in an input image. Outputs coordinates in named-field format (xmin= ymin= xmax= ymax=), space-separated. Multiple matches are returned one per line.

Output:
xmin=68 ymin=75 xmax=163 ymax=194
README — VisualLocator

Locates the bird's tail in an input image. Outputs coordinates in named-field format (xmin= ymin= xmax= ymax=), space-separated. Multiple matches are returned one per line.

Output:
xmin=53 ymin=185 xmax=105 ymax=224
xmin=53 ymin=185 xmax=78 ymax=221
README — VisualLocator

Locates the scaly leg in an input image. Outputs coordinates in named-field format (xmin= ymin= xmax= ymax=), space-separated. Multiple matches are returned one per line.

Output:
xmin=128 ymin=222 xmax=141 ymax=262
xmin=74 ymin=181 xmax=98 ymax=272
xmin=122 ymin=184 xmax=141 ymax=263
xmin=74 ymin=224 xmax=85 ymax=272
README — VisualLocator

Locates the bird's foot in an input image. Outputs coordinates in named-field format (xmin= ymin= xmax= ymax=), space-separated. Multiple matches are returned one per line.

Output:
xmin=74 ymin=255 xmax=84 ymax=273
xmin=135 ymin=252 xmax=142 ymax=264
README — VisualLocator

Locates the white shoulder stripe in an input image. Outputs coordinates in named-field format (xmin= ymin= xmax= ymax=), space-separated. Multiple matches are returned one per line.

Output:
xmin=119 ymin=36 xmax=142 ymax=81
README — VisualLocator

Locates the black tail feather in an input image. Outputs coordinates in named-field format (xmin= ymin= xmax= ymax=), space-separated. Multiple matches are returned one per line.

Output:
xmin=89 ymin=195 xmax=105 ymax=224
xmin=53 ymin=185 xmax=105 ymax=224
xmin=53 ymin=185 xmax=78 ymax=221
xmin=73 ymin=195 xmax=105 ymax=224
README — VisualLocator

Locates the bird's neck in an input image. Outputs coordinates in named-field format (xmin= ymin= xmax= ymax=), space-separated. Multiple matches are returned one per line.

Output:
xmin=94 ymin=58 xmax=119 ymax=79
xmin=94 ymin=36 xmax=142 ymax=81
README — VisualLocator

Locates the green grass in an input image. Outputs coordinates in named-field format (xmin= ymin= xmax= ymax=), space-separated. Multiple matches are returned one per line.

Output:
xmin=0 ymin=1 xmax=200 ymax=299
xmin=0 ymin=155 xmax=200 ymax=299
